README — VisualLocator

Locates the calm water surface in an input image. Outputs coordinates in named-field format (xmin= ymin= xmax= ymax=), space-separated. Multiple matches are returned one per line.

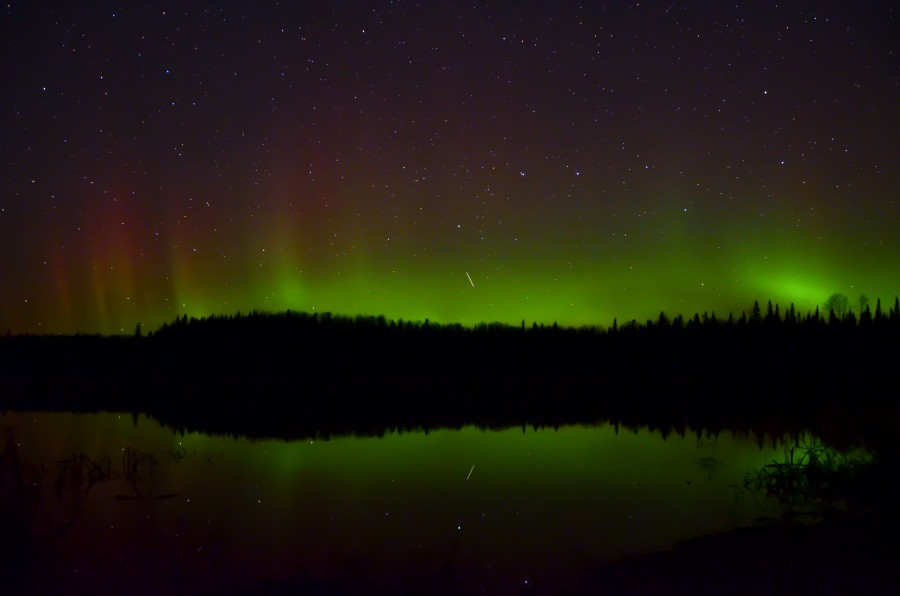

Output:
xmin=1 ymin=412 xmax=790 ymax=593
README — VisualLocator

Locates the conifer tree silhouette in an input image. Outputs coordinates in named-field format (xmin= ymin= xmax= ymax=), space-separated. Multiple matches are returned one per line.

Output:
xmin=750 ymin=301 xmax=762 ymax=324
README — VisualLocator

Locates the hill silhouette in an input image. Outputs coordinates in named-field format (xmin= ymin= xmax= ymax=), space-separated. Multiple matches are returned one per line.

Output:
xmin=2 ymin=299 xmax=899 ymax=446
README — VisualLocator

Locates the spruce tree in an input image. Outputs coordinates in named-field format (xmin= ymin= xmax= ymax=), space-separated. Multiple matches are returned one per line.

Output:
xmin=750 ymin=301 xmax=762 ymax=323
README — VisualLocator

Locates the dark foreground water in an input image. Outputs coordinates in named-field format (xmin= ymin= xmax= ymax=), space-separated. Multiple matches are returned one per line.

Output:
xmin=2 ymin=412 xmax=807 ymax=594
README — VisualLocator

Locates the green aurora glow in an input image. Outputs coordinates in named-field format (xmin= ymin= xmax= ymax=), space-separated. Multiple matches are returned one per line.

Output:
xmin=6 ymin=206 xmax=898 ymax=335
xmin=1 ymin=3 xmax=896 ymax=334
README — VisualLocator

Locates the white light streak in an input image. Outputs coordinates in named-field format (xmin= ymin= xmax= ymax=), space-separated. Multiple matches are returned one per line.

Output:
xmin=466 ymin=464 xmax=475 ymax=480
xmin=465 ymin=272 xmax=474 ymax=287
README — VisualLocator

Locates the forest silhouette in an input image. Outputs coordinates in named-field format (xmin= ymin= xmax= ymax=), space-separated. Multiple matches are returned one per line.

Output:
xmin=2 ymin=297 xmax=899 ymax=447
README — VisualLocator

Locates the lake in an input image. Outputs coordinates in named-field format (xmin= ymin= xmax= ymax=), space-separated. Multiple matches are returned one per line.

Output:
xmin=1 ymin=411 xmax=793 ymax=594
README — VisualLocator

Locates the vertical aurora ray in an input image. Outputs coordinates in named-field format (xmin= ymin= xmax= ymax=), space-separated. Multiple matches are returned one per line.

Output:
xmin=0 ymin=3 xmax=896 ymax=334
xmin=82 ymin=188 xmax=149 ymax=333
xmin=1 ymin=411 xmax=804 ymax=592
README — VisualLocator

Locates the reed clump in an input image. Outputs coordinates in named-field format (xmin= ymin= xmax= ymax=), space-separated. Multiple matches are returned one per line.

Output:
xmin=744 ymin=438 xmax=875 ymax=519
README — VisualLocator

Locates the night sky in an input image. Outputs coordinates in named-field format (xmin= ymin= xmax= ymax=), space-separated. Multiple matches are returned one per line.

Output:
xmin=2 ymin=1 xmax=897 ymax=335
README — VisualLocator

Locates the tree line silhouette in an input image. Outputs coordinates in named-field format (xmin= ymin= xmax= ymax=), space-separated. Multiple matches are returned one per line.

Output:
xmin=145 ymin=295 xmax=900 ymax=337
xmin=1 ymin=297 xmax=898 ymax=447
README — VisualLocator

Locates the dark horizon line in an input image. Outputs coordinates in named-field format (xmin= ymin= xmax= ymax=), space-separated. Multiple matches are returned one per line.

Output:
xmin=6 ymin=294 xmax=897 ymax=339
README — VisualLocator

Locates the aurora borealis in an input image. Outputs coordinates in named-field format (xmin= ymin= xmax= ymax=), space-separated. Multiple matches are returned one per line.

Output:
xmin=2 ymin=411 xmax=789 ymax=592
xmin=2 ymin=2 xmax=897 ymax=335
